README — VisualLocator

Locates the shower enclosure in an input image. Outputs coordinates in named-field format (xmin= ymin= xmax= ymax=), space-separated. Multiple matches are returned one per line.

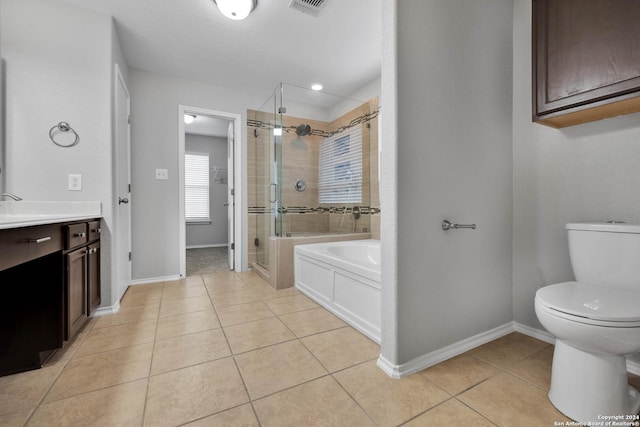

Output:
xmin=248 ymin=83 xmax=379 ymax=284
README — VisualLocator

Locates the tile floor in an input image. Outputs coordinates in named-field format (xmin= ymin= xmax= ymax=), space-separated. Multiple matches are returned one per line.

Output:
xmin=185 ymin=247 xmax=229 ymax=276
xmin=1 ymin=271 xmax=639 ymax=426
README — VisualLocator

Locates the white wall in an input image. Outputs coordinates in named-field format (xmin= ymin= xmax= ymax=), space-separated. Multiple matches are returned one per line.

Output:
xmin=129 ymin=69 xmax=266 ymax=280
xmin=185 ymin=134 xmax=228 ymax=248
xmin=2 ymin=0 xmax=112 ymax=201
xmin=381 ymin=0 xmax=514 ymax=366
xmin=330 ymin=77 xmax=381 ymax=120
xmin=1 ymin=0 xmax=119 ymax=306
xmin=512 ymin=0 xmax=640 ymax=365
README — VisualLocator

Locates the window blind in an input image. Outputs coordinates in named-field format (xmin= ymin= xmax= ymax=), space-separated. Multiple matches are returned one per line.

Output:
xmin=185 ymin=152 xmax=210 ymax=220
xmin=318 ymin=126 xmax=363 ymax=204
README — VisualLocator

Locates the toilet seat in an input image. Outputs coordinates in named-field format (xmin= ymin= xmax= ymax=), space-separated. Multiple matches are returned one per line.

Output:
xmin=536 ymin=282 xmax=640 ymax=327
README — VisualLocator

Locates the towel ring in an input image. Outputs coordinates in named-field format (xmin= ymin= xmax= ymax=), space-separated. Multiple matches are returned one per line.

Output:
xmin=49 ymin=122 xmax=80 ymax=148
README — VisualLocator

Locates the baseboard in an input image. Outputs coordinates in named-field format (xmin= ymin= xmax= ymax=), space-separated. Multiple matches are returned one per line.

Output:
xmin=376 ymin=321 xmax=639 ymax=379
xmin=130 ymin=275 xmax=181 ymax=286
xmin=627 ymin=360 xmax=640 ymax=376
xmin=513 ymin=321 xmax=555 ymax=344
xmin=514 ymin=322 xmax=640 ymax=376
xmin=186 ymin=243 xmax=228 ymax=249
xmin=91 ymin=300 xmax=120 ymax=317
xmin=376 ymin=322 xmax=514 ymax=378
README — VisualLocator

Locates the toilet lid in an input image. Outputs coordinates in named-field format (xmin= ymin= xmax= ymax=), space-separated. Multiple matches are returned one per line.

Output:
xmin=536 ymin=282 xmax=640 ymax=322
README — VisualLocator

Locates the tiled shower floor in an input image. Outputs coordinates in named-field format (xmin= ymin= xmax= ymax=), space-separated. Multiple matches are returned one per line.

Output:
xmin=1 ymin=271 xmax=638 ymax=426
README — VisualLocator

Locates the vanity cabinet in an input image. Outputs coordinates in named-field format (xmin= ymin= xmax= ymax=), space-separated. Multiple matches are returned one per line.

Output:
xmin=533 ymin=0 xmax=640 ymax=128
xmin=64 ymin=220 xmax=101 ymax=340
xmin=0 ymin=224 xmax=64 ymax=376
xmin=87 ymin=241 xmax=101 ymax=315
xmin=0 ymin=218 xmax=101 ymax=376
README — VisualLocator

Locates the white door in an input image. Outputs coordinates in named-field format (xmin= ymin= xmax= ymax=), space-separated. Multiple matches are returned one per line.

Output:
xmin=227 ymin=122 xmax=235 ymax=270
xmin=115 ymin=65 xmax=132 ymax=298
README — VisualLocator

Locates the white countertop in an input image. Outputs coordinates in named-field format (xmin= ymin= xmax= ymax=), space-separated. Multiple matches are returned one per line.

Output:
xmin=0 ymin=201 xmax=102 ymax=229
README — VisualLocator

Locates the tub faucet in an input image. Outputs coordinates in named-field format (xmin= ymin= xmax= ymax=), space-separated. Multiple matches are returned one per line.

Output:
xmin=351 ymin=206 xmax=361 ymax=220
xmin=0 ymin=193 xmax=23 ymax=201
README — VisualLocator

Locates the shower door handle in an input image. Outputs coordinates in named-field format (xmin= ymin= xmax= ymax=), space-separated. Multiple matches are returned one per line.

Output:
xmin=269 ymin=183 xmax=277 ymax=203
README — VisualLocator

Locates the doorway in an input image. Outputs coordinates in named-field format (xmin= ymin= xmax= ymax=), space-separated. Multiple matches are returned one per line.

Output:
xmin=178 ymin=106 xmax=242 ymax=277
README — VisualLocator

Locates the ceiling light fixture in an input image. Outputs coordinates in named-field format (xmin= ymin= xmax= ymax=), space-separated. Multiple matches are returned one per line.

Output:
xmin=311 ymin=83 xmax=323 ymax=91
xmin=214 ymin=0 xmax=257 ymax=20
xmin=184 ymin=114 xmax=196 ymax=124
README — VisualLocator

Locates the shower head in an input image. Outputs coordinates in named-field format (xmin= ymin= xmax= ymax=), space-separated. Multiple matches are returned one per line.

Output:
xmin=295 ymin=123 xmax=312 ymax=136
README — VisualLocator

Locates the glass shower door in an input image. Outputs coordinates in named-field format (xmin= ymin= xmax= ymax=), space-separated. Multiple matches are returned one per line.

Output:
xmin=273 ymin=83 xmax=284 ymax=237
xmin=253 ymin=84 xmax=283 ymax=268
xmin=252 ymin=93 xmax=275 ymax=268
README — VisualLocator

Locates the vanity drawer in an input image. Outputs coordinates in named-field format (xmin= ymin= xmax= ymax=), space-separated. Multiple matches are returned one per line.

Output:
xmin=0 ymin=224 xmax=63 ymax=271
xmin=88 ymin=220 xmax=101 ymax=242
xmin=65 ymin=223 xmax=88 ymax=250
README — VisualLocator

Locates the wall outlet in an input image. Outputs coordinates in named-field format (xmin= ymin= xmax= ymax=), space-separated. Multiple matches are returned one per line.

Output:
xmin=68 ymin=174 xmax=82 ymax=191
xmin=155 ymin=169 xmax=168 ymax=180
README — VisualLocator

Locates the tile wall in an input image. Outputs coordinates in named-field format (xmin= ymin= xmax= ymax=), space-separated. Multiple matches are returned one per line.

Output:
xmin=247 ymin=98 xmax=380 ymax=268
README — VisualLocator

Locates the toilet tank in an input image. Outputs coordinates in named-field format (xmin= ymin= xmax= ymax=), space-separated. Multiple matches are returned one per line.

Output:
xmin=567 ymin=222 xmax=640 ymax=291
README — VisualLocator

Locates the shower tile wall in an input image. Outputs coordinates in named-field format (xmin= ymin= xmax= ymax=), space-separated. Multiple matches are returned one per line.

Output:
xmin=280 ymin=116 xmax=328 ymax=223
xmin=247 ymin=98 xmax=380 ymax=267
xmin=325 ymin=98 xmax=379 ymax=237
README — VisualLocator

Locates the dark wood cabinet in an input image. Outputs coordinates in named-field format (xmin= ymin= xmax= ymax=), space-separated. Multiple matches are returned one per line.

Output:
xmin=87 ymin=241 xmax=101 ymax=315
xmin=533 ymin=0 xmax=640 ymax=128
xmin=0 ymin=225 xmax=64 ymax=376
xmin=63 ymin=220 xmax=101 ymax=339
xmin=0 ymin=218 xmax=101 ymax=376
xmin=0 ymin=223 xmax=63 ymax=271
xmin=66 ymin=246 xmax=88 ymax=340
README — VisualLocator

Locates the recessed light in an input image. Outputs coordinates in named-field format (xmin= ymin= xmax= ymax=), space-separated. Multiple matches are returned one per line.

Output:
xmin=311 ymin=83 xmax=323 ymax=91
xmin=184 ymin=114 xmax=196 ymax=124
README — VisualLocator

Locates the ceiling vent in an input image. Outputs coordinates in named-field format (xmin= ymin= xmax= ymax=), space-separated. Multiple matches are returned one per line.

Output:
xmin=288 ymin=0 xmax=328 ymax=17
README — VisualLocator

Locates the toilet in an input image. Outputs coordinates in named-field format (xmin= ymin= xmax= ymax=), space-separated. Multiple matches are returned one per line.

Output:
xmin=535 ymin=222 xmax=640 ymax=422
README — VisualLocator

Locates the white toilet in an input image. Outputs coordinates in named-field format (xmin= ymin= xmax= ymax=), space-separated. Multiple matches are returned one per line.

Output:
xmin=535 ymin=222 xmax=640 ymax=422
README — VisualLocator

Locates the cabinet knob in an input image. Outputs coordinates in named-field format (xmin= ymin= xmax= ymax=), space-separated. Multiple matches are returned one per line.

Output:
xmin=74 ymin=232 xmax=86 ymax=238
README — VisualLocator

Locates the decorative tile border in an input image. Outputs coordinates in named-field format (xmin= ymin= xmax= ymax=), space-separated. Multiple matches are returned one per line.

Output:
xmin=248 ymin=206 xmax=380 ymax=215
xmin=247 ymin=108 xmax=380 ymax=138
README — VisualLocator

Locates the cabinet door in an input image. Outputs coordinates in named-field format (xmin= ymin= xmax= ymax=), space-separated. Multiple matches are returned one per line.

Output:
xmin=66 ymin=248 xmax=87 ymax=340
xmin=87 ymin=242 xmax=101 ymax=315
xmin=533 ymin=0 xmax=640 ymax=126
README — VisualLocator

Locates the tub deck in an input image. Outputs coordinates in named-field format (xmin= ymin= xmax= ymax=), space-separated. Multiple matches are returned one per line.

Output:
xmin=294 ymin=240 xmax=380 ymax=343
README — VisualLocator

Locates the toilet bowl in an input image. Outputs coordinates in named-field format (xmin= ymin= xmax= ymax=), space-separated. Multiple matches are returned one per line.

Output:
xmin=535 ymin=222 xmax=640 ymax=423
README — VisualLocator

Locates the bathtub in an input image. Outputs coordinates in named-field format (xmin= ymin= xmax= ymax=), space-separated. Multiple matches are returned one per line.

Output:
xmin=268 ymin=232 xmax=370 ymax=289
xmin=294 ymin=240 xmax=380 ymax=343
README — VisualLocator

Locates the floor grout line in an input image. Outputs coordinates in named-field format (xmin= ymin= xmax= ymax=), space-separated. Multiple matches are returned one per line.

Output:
xmin=5 ymin=269 xmax=581 ymax=427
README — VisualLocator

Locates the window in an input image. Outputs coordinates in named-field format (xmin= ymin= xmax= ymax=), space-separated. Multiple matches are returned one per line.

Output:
xmin=318 ymin=126 xmax=362 ymax=204
xmin=185 ymin=152 xmax=209 ymax=221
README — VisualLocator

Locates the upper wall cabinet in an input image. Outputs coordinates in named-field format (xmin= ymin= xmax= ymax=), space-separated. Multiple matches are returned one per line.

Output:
xmin=533 ymin=0 xmax=640 ymax=128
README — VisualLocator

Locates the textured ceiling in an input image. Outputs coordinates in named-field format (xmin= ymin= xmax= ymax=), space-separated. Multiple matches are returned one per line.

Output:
xmin=59 ymin=0 xmax=382 ymax=98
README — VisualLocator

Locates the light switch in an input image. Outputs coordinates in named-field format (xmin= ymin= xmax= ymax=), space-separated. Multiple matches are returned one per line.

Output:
xmin=155 ymin=169 xmax=168 ymax=180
